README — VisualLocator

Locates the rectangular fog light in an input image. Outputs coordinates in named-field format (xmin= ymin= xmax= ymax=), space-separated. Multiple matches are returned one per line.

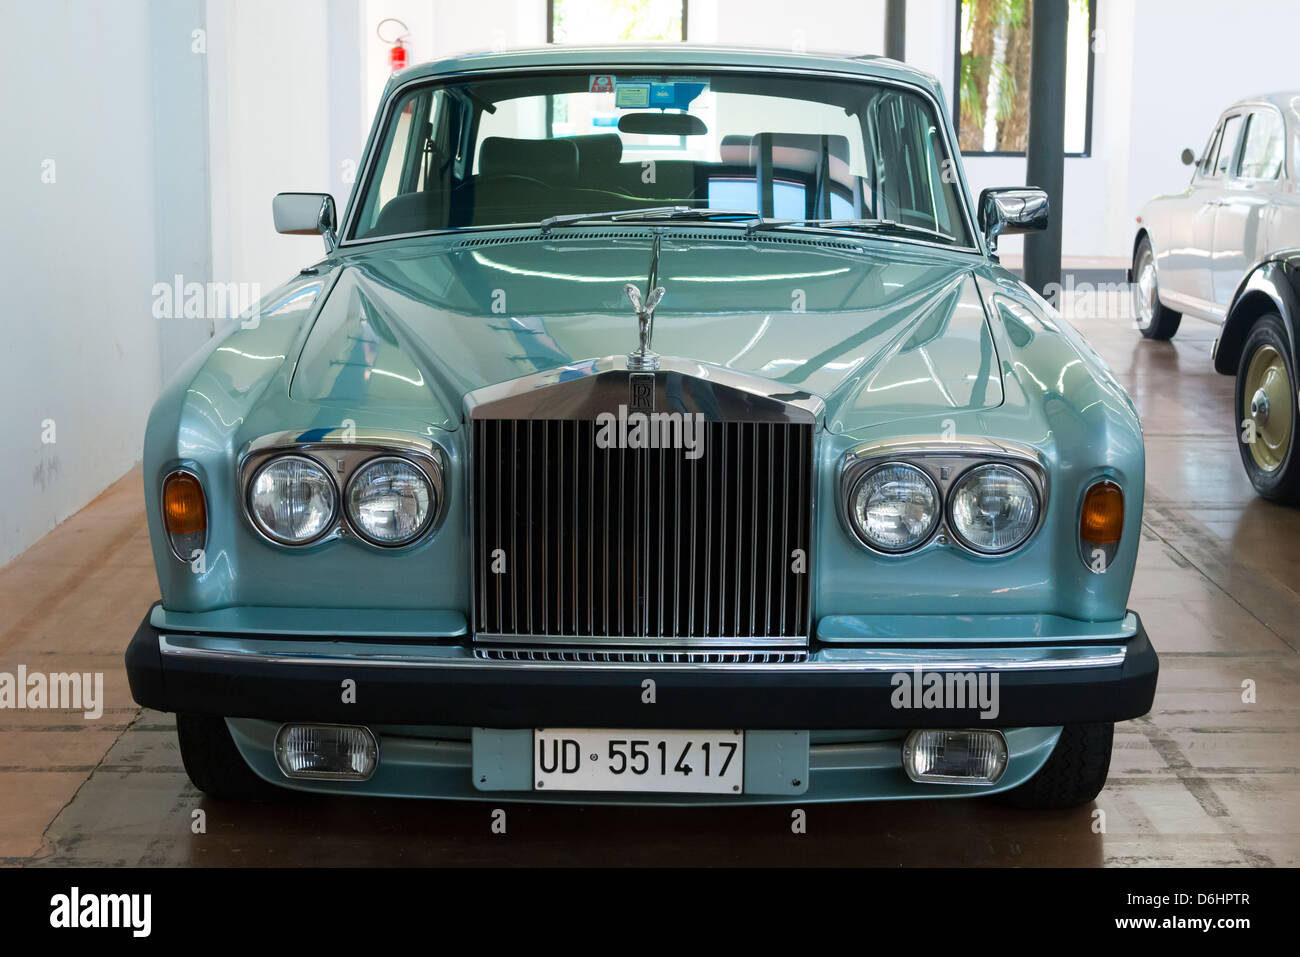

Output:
xmin=274 ymin=724 xmax=378 ymax=781
xmin=903 ymin=729 xmax=1008 ymax=785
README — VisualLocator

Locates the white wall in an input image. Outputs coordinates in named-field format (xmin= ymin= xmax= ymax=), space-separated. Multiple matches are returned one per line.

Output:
xmin=1123 ymin=0 xmax=1300 ymax=241
xmin=206 ymin=0 xmax=338 ymax=296
xmin=698 ymin=0 xmax=886 ymax=52
xmin=363 ymin=0 xmax=547 ymax=137
xmin=0 ymin=0 xmax=162 ymax=566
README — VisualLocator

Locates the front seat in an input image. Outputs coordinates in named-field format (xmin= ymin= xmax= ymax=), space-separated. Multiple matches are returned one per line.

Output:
xmin=472 ymin=136 xmax=580 ymax=224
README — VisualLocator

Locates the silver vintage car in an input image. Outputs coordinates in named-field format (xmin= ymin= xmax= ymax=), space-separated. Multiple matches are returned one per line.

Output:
xmin=1133 ymin=92 xmax=1300 ymax=501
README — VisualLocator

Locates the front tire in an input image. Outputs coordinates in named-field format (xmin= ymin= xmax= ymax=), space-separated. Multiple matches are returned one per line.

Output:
xmin=1132 ymin=236 xmax=1181 ymax=339
xmin=1235 ymin=313 xmax=1300 ymax=503
xmin=176 ymin=713 xmax=282 ymax=800
xmin=995 ymin=722 xmax=1114 ymax=809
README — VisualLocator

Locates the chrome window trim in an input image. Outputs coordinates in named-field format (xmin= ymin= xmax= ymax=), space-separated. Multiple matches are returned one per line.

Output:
xmin=1233 ymin=102 xmax=1289 ymax=182
xmin=340 ymin=64 xmax=983 ymax=257
xmin=160 ymin=467 xmax=207 ymax=564
xmin=159 ymin=633 xmax=1127 ymax=673
xmin=837 ymin=436 xmax=1048 ymax=559
xmin=239 ymin=430 xmax=449 ymax=550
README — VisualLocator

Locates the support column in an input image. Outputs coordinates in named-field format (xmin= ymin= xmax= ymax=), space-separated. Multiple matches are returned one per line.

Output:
xmin=1023 ymin=0 xmax=1068 ymax=298
xmin=885 ymin=0 xmax=906 ymax=61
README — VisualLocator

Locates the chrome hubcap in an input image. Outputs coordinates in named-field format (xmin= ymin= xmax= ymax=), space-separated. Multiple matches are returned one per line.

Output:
xmin=1250 ymin=388 xmax=1270 ymax=422
xmin=1133 ymin=255 xmax=1156 ymax=328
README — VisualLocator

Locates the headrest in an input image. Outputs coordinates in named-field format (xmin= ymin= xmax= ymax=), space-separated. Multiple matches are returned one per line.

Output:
xmin=750 ymin=133 xmax=854 ymax=186
xmin=478 ymin=136 xmax=579 ymax=184
xmin=719 ymin=134 xmax=751 ymax=165
xmin=563 ymin=133 xmax=623 ymax=171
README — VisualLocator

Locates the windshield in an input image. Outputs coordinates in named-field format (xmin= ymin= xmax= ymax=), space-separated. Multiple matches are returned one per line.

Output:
xmin=349 ymin=70 xmax=972 ymax=247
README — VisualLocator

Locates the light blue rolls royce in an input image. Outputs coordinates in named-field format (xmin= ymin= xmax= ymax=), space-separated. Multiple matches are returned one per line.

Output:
xmin=126 ymin=45 xmax=1156 ymax=808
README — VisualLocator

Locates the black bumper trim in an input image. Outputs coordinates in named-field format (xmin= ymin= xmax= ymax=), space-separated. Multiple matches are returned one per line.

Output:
xmin=126 ymin=605 xmax=1158 ymax=729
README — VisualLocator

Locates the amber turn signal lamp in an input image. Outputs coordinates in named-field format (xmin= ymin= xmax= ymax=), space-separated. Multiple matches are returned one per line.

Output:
xmin=1079 ymin=480 xmax=1123 ymax=573
xmin=1080 ymin=481 xmax=1124 ymax=543
xmin=163 ymin=471 xmax=207 ymax=534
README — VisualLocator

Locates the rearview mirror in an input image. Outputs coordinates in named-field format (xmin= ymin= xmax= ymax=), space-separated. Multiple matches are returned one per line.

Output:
xmin=1180 ymin=148 xmax=1196 ymax=166
xmin=273 ymin=192 xmax=338 ymax=252
xmin=978 ymin=187 xmax=1049 ymax=254
xmin=617 ymin=112 xmax=707 ymax=136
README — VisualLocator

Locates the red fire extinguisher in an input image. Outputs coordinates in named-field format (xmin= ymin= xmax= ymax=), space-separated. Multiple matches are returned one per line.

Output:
xmin=377 ymin=18 xmax=410 ymax=73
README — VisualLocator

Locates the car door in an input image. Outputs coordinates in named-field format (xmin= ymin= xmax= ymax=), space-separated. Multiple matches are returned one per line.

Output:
xmin=1212 ymin=107 xmax=1285 ymax=311
xmin=1262 ymin=105 xmax=1300 ymax=257
xmin=1157 ymin=115 xmax=1238 ymax=314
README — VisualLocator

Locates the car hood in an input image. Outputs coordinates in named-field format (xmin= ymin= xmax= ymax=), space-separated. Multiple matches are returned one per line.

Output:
xmin=290 ymin=232 xmax=1003 ymax=433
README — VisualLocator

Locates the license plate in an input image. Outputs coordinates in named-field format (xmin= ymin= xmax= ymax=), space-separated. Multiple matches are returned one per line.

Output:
xmin=533 ymin=729 xmax=744 ymax=793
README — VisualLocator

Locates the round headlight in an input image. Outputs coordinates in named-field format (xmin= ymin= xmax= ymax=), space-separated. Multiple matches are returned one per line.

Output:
xmin=248 ymin=455 xmax=337 ymax=544
xmin=345 ymin=457 xmax=434 ymax=546
xmin=948 ymin=463 xmax=1039 ymax=553
xmin=849 ymin=463 xmax=940 ymax=553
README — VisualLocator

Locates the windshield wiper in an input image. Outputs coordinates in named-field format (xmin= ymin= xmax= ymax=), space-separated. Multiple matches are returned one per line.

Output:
xmin=744 ymin=217 xmax=958 ymax=244
xmin=539 ymin=207 xmax=761 ymax=234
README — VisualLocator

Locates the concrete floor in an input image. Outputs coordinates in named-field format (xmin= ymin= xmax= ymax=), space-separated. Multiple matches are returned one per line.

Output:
xmin=2 ymin=304 xmax=1298 ymax=866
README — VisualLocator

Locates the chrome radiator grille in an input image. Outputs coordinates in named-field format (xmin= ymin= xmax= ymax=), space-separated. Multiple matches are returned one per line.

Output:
xmin=472 ymin=419 xmax=813 ymax=645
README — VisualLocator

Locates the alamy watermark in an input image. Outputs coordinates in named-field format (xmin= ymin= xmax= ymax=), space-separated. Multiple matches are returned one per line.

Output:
xmin=1042 ymin=274 xmax=1139 ymax=323
xmin=151 ymin=274 xmax=261 ymax=321
xmin=50 ymin=887 xmax=150 ymax=937
xmin=890 ymin=667 xmax=1000 ymax=720
xmin=0 ymin=666 xmax=103 ymax=719
xmin=595 ymin=406 xmax=705 ymax=460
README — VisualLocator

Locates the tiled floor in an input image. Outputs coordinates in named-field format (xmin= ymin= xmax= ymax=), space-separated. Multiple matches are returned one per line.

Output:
xmin=1 ymin=304 xmax=1297 ymax=866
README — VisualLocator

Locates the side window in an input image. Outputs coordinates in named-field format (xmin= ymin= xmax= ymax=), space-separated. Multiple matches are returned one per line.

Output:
xmin=1238 ymin=109 xmax=1285 ymax=180
xmin=353 ymin=88 xmax=444 ymax=237
xmin=1213 ymin=114 xmax=1243 ymax=178
xmin=871 ymin=93 xmax=960 ymax=234
xmin=1199 ymin=123 xmax=1223 ymax=176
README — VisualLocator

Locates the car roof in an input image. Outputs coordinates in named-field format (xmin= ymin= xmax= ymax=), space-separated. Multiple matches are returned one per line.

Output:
xmin=1230 ymin=91 xmax=1300 ymax=111
xmin=388 ymin=44 xmax=945 ymax=100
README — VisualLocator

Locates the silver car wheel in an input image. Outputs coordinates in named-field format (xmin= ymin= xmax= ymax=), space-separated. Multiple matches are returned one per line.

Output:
xmin=1133 ymin=251 xmax=1157 ymax=331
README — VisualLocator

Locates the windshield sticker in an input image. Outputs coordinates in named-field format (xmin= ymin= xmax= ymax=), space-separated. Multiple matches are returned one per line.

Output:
xmin=593 ymin=76 xmax=710 ymax=111
xmin=615 ymin=83 xmax=650 ymax=109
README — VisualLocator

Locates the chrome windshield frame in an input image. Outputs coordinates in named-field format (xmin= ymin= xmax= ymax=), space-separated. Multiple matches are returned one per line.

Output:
xmin=339 ymin=64 xmax=985 ymax=257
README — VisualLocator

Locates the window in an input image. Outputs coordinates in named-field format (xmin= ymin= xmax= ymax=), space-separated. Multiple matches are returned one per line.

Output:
xmin=1199 ymin=123 xmax=1224 ymax=177
xmin=548 ymin=0 xmax=686 ymax=43
xmin=1212 ymin=114 xmax=1243 ymax=178
xmin=348 ymin=71 xmax=972 ymax=247
xmin=953 ymin=0 xmax=1096 ymax=156
xmin=1238 ymin=109 xmax=1285 ymax=180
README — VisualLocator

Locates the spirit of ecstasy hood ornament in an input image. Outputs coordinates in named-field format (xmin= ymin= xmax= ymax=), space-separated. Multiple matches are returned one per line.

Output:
xmin=625 ymin=231 xmax=665 ymax=371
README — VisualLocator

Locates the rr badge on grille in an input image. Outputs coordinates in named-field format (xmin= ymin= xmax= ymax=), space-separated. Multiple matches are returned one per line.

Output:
xmin=629 ymin=373 xmax=655 ymax=412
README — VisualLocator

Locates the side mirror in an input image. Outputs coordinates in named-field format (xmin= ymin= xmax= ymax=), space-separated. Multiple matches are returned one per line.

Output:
xmin=978 ymin=187 xmax=1049 ymax=254
xmin=273 ymin=192 xmax=338 ymax=252
xmin=1180 ymin=148 xmax=1196 ymax=166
